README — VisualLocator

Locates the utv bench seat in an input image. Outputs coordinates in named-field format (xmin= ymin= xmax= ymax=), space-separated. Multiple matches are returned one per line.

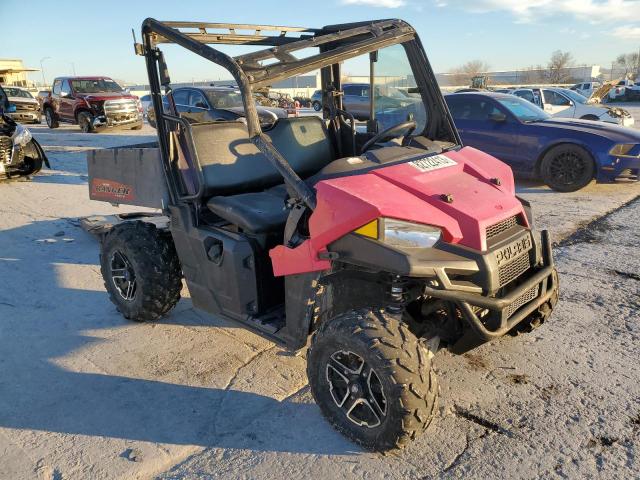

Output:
xmin=190 ymin=117 xmax=332 ymax=233
xmin=206 ymin=189 xmax=289 ymax=234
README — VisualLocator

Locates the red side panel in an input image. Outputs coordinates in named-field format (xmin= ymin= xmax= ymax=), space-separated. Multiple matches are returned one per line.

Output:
xmin=269 ymin=147 xmax=526 ymax=277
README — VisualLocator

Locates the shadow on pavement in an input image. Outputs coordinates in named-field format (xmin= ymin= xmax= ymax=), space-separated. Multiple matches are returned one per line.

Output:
xmin=0 ymin=218 xmax=357 ymax=456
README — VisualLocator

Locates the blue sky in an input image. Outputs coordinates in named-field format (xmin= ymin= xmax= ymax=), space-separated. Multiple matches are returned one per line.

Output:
xmin=1 ymin=0 xmax=639 ymax=85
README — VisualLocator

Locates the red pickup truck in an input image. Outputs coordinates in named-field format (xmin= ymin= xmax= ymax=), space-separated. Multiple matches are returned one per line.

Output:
xmin=43 ymin=76 xmax=143 ymax=133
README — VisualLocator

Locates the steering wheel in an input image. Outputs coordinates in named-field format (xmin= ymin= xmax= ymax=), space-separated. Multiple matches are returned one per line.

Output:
xmin=360 ymin=120 xmax=417 ymax=153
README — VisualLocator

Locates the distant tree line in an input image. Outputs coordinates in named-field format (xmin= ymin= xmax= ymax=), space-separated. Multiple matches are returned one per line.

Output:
xmin=449 ymin=48 xmax=640 ymax=87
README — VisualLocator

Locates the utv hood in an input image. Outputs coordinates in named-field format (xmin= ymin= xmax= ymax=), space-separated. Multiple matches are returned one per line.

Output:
xmin=309 ymin=147 xmax=524 ymax=253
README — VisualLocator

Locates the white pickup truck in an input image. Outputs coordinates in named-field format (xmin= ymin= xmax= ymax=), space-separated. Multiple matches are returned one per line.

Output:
xmin=608 ymin=79 xmax=640 ymax=101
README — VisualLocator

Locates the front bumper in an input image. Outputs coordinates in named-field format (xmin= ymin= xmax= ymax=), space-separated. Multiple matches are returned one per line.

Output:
xmin=602 ymin=114 xmax=635 ymax=127
xmin=92 ymin=113 xmax=143 ymax=130
xmin=421 ymin=230 xmax=558 ymax=343
xmin=7 ymin=111 xmax=40 ymax=123
xmin=600 ymin=151 xmax=640 ymax=181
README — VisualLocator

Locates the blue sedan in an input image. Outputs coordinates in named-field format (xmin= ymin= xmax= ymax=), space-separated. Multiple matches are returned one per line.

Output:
xmin=445 ymin=92 xmax=640 ymax=191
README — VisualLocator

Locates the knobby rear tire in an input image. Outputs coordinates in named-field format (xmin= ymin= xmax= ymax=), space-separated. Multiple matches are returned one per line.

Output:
xmin=100 ymin=221 xmax=182 ymax=322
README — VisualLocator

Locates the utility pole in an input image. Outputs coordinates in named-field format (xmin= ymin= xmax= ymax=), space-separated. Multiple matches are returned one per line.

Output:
xmin=611 ymin=61 xmax=614 ymax=80
xmin=40 ymin=56 xmax=51 ymax=86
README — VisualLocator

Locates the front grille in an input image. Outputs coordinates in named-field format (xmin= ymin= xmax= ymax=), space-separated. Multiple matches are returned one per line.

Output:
xmin=15 ymin=103 xmax=38 ymax=111
xmin=505 ymin=285 xmax=539 ymax=318
xmin=499 ymin=252 xmax=531 ymax=287
xmin=104 ymin=99 xmax=138 ymax=121
xmin=486 ymin=215 xmax=520 ymax=240
xmin=0 ymin=137 xmax=12 ymax=165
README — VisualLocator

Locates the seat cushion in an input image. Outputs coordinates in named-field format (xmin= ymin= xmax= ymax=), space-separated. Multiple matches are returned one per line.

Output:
xmin=206 ymin=191 xmax=289 ymax=233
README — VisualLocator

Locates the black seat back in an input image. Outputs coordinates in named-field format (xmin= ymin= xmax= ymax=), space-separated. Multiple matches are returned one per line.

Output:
xmin=190 ymin=117 xmax=333 ymax=197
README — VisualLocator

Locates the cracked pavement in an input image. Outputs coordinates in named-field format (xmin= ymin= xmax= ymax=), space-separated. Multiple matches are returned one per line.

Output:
xmin=0 ymin=123 xmax=638 ymax=479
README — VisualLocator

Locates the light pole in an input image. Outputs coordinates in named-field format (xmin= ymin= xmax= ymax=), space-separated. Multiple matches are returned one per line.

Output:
xmin=40 ymin=56 xmax=51 ymax=86
xmin=68 ymin=62 xmax=76 ymax=76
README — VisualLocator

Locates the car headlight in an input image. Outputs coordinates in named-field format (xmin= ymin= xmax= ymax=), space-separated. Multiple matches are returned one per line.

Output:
xmin=609 ymin=144 xmax=638 ymax=157
xmin=12 ymin=124 xmax=32 ymax=147
xmin=354 ymin=218 xmax=442 ymax=249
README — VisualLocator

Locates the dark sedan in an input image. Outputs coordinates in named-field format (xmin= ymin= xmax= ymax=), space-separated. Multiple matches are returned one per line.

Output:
xmin=148 ymin=86 xmax=288 ymax=128
xmin=445 ymin=92 xmax=640 ymax=191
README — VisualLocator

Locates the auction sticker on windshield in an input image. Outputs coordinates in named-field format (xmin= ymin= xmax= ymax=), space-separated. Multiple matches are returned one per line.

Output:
xmin=409 ymin=154 xmax=457 ymax=172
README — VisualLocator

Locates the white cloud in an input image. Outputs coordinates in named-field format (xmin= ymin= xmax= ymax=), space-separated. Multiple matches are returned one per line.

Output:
xmin=611 ymin=24 xmax=640 ymax=39
xmin=442 ymin=0 xmax=640 ymax=24
xmin=342 ymin=0 xmax=406 ymax=7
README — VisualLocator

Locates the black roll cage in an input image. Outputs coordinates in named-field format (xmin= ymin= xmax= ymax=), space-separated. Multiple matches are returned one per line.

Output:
xmin=139 ymin=18 xmax=460 ymax=211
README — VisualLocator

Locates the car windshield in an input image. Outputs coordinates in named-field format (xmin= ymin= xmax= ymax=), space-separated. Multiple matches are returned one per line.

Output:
xmin=71 ymin=78 xmax=123 ymax=93
xmin=497 ymin=96 xmax=550 ymax=122
xmin=5 ymin=87 xmax=33 ymax=98
xmin=559 ymin=89 xmax=587 ymax=104
xmin=204 ymin=90 xmax=244 ymax=109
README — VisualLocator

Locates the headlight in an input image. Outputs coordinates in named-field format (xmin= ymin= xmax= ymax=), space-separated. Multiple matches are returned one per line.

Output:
xmin=12 ymin=124 xmax=32 ymax=147
xmin=609 ymin=144 xmax=637 ymax=157
xmin=354 ymin=218 xmax=442 ymax=249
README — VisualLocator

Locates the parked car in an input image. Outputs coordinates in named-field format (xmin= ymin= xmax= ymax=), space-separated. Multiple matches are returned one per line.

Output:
xmin=36 ymin=90 xmax=50 ymax=111
xmin=533 ymin=87 xmax=634 ymax=127
xmin=146 ymin=86 xmax=288 ymax=128
xmin=569 ymin=81 xmax=601 ymax=98
xmin=445 ymin=92 xmax=640 ymax=191
xmin=138 ymin=94 xmax=152 ymax=115
xmin=42 ymin=76 xmax=143 ymax=133
xmin=0 ymin=84 xmax=49 ymax=179
xmin=608 ymin=79 xmax=640 ymax=101
xmin=2 ymin=86 xmax=41 ymax=124
xmin=310 ymin=83 xmax=421 ymax=120
xmin=311 ymin=89 xmax=322 ymax=111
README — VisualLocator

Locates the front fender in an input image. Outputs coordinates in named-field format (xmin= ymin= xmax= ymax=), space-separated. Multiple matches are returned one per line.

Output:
xmin=28 ymin=137 xmax=50 ymax=169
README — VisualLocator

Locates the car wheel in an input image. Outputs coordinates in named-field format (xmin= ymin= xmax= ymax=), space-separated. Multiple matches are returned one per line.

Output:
xmin=312 ymin=101 xmax=322 ymax=112
xmin=78 ymin=112 xmax=95 ymax=133
xmin=307 ymin=308 xmax=438 ymax=452
xmin=45 ymin=108 xmax=59 ymax=129
xmin=579 ymin=115 xmax=599 ymax=121
xmin=17 ymin=155 xmax=43 ymax=176
xmin=100 ymin=221 xmax=182 ymax=322
xmin=540 ymin=144 xmax=595 ymax=192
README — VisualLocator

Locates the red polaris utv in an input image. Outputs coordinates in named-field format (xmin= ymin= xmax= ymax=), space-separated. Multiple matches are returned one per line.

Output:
xmin=86 ymin=19 xmax=559 ymax=451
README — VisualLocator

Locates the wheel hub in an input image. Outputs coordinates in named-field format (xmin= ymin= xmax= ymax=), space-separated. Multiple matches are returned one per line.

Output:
xmin=110 ymin=250 xmax=137 ymax=301
xmin=326 ymin=350 xmax=387 ymax=428
xmin=550 ymin=152 xmax=584 ymax=184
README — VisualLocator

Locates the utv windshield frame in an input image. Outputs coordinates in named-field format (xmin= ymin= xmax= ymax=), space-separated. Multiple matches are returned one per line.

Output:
xmin=139 ymin=18 xmax=460 ymax=210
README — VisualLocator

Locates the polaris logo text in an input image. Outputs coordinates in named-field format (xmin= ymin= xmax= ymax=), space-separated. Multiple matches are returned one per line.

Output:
xmin=495 ymin=236 xmax=532 ymax=266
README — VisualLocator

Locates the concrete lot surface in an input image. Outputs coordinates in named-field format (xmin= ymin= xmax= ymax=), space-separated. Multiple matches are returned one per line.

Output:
xmin=0 ymin=122 xmax=638 ymax=479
